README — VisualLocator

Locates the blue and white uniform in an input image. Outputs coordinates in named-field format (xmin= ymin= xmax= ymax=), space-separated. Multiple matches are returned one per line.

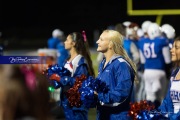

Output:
xmin=56 ymin=41 xmax=69 ymax=67
xmin=168 ymin=38 xmax=174 ymax=49
xmin=48 ymin=37 xmax=69 ymax=67
xmin=138 ymin=36 xmax=171 ymax=103
xmin=123 ymin=38 xmax=140 ymax=65
xmin=47 ymin=37 xmax=60 ymax=49
xmin=96 ymin=55 xmax=135 ymax=120
xmin=158 ymin=68 xmax=180 ymax=119
xmin=60 ymin=55 xmax=89 ymax=120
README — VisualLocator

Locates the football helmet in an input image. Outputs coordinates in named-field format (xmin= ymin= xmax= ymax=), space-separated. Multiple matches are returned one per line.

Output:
xmin=52 ymin=29 xmax=64 ymax=38
xmin=141 ymin=20 xmax=152 ymax=33
xmin=161 ymin=24 xmax=175 ymax=39
xmin=147 ymin=23 xmax=161 ymax=40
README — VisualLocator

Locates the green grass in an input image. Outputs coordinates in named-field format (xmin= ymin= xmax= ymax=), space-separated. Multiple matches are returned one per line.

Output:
xmin=88 ymin=108 xmax=97 ymax=120
xmin=90 ymin=51 xmax=99 ymax=77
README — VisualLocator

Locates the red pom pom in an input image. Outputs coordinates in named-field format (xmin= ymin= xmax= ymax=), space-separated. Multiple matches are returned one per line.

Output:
xmin=49 ymin=74 xmax=61 ymax=82
xmin=128 ymin=100 xmax=155 ymax=120
xmin=66 ymin=74 xmax=87 ymax=107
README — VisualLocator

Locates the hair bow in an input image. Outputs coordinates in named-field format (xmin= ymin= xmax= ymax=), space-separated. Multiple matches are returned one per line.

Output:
xmin=82 ymin=30 xmax=87 ymax=42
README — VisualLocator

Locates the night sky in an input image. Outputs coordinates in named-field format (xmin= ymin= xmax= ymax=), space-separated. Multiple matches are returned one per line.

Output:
xmin=1 ymin=0 xmax=180 ymax=49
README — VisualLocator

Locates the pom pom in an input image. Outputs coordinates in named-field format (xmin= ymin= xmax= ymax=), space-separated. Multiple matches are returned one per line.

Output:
xmin=49 ymin=81 xmax=61 ymax=89
xmin=128 ymin=100 xmax=155 ymax=120
xmin=44 ymin=64 xmax=71 ymax=77
xmin=128 ymin=100 xmax=168 ymax=120
xmin=80 ymin=87 xmax=95 ymax=108
xmin=43 ymin=64 xmax=71 ymax=89
xmin=49 ymin=73 xmax=61 ymax=82
xmin=80 ymin=77 xmax=109 ymax=93
xmin=79 ymin=77 xmax=109 ymax=108
xmin=66 ymin=76 xmax=109 ymax=108
xmin=66 ymin=74 xmax=87 ymax=107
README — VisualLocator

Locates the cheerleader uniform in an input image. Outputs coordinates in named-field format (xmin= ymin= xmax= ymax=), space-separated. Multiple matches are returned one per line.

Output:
xmin=60 ymin=55 xmax=89 ymax=120
xmin=158 ymin=68 xmax=180 ymax=119
xmin=96 ymin=55 xmax=135 ymax=120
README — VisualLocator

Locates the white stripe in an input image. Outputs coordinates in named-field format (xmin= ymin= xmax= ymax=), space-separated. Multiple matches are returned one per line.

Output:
xmin=99 ymin=97 xmax=128 ymax=107
xmin=118 ymin=58 xmax=130 ymax=67
xmin=71 ymin=55 xmax=82 ymax=77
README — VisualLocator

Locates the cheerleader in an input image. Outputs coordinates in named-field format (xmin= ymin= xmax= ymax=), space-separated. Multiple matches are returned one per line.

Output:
xmin=95 ymin=30 xmax=136 ymax=120
xmin=59 ymin=31 xmax=95 ymax=120
xmin=158 ymin=36 xmax=180 ymax=119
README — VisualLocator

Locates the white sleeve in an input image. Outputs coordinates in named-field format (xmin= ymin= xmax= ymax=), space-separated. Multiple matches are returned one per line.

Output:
xmin=139 ymin=50 xmax=145 ymax=64
xmin=130 ymin=42 xmax=140 ymax=64
xmin=162 ymin=46 xmax=171 ymax=64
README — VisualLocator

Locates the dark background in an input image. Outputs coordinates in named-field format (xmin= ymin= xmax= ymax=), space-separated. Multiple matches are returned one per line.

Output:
xmin=1 ymin=0 xmax=180 ymax=50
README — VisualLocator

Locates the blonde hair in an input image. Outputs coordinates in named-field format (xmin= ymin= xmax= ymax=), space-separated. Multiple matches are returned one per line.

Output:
xmin=103 ymin=30 xmax=137 ymax=76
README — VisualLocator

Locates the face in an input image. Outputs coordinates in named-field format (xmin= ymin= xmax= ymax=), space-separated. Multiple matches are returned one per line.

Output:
xmin=129 ymin=30 xmax=139 ymax=40
xmin=64 ymin=35 xmax=75 ymax=50
xmin=171 ymin=40 xmax=180 ymax=62
xmin=96 ymin=32 xmax=110 ymax=53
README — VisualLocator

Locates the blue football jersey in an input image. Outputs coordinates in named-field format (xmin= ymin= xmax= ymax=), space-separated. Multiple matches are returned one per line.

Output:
xmin=138 ymin=37 xmax=169 ymax=70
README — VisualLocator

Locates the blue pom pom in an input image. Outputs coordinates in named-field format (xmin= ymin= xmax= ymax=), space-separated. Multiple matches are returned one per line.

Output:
xmin=79 ymin=76 xmax=109 ymax=108
xmin=46 ymin=64 xmax=71 ymax=89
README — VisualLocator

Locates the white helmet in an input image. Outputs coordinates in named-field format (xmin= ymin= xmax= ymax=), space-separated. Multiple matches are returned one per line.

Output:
xmin=141 ymin=20 xmax=152 ymax=33
xmin=122 ymin=21 xmax=131 ymax=27
xmin=147 ymin=23 xmax=161 ymax=40
xmin=137 ymin=28 xmax=144 ymax=38
xmin=52 ymin=29 xmax=64 ymax=38
xmin=161 ymin=24 xmax=175 ymax=39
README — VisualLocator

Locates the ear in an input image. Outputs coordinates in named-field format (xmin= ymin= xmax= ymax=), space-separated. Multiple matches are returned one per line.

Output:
xmin=108 ymin=41 xmax=113 ymax=49
xmin=72 ymin=41 xmax=76 ymax=46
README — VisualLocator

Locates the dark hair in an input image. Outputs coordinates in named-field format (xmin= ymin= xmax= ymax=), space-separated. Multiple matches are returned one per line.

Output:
xmin=70 ymin=32 xmax=95 ymax=77
xmin=172 ymin=36 xmax=180 ymax=68
xmin=0 ymin=65 xmax=51 ymax=120
xmin=174 ymin=36 xmax=180 ymax=42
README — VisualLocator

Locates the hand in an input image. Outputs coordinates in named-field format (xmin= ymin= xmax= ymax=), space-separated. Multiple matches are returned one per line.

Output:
xmin=94 ymin=91 xmax=98 ymax=95
xmin=49 ymin=73 xmax=61 ymax=82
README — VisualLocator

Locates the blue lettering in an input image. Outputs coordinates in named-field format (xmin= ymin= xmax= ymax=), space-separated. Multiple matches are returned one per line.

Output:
xmin=170 ymin=90 xmax=180 ymax=101
xmin=174 ymin=91 xmax=179 ymax=101
xmin=170 ymin=91 xmax=174 ymax=99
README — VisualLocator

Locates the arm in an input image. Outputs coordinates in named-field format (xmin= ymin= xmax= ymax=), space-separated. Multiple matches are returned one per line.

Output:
xmin=162 ymin=46 xmax=171 ymax=64
xmin=130 ymin=42 xmax=140 ymax=65
xmin=139 ymin=50 xmax=145 ymax=64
